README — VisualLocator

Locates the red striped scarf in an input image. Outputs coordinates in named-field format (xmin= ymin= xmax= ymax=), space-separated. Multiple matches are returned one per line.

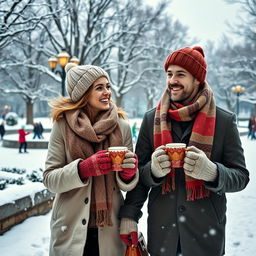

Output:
xmin=154 ymin=82 xmax=216 ymax=200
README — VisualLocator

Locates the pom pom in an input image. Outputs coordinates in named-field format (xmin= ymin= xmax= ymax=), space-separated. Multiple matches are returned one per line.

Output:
xmin=65 ymin=62 xmax=77 ymax=73
xmin=193 ymin=46 xmax=205 ymax=57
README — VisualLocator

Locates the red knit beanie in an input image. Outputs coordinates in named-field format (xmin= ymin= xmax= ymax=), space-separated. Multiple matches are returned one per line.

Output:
xmin=164 ymin=46 xmax=207 ymax=84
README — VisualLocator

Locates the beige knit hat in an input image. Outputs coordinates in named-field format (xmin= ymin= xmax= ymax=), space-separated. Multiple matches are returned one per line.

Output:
xmin=65 ymin=63 xmax=110 ymax=102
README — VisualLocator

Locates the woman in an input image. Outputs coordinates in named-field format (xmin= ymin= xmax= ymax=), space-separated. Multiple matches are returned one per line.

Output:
xmin=43 ymin=63 xmax=139 ymax=256
xmin=18 ymin=125 xmax=29 ymax=153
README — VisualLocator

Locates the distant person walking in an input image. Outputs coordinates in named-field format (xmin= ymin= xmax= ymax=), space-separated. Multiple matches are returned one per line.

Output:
xmin=0 ymin=121 xmax=5 ymax=140
xmin=33 ymin=123 xmax=40 ymax=139
xmin=252 ymin=118 xmax=256 ymax=140
xmin=248 ymin=115 xmax=255 ymax=140
xmin=18 ymin=126 xmax=30 ymax=153
xmin=132 ymin=122 xmax=138 ymax=142
xmin=38 ymin=122 xmax=44 ymax=139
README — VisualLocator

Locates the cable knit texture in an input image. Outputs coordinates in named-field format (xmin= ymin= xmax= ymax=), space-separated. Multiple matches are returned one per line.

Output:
xmin=78 ymin=150 xmax=112 ymax=179
xmin=164 ymin=46 xmax=207 ymax=84
xmin=184 ymin=146 xmax=217 ymax=182
xmin=65 ymin=63 xmax=110 ymax=102
xmin=119 ymin=152 xmax=138 ymax=181
xmin=151 ymin=146 xmax=171 ymax=178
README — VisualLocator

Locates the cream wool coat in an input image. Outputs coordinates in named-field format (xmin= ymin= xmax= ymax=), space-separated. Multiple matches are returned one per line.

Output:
xmin=43 ymin=117 xmax=139 ymax=256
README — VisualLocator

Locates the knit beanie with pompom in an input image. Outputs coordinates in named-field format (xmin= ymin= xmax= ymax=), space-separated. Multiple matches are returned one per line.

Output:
xmin=65 ymin=63 xmax=110 ymax=103
xmin=164 ymin=46 xmax=207 ymax=84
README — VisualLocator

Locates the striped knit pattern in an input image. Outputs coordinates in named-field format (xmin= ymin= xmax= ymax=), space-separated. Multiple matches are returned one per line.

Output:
xmin=154 ymin=83 xmax=216 ymax=200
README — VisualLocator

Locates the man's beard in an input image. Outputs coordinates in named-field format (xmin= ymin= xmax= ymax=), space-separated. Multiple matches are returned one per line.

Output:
xmin=167 ymin=83 xmax=186 ymax=103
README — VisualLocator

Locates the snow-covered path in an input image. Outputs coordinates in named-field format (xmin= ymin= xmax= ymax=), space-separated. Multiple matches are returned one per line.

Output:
xmin=225 ymin=136 xmax=255 ymax=256
xmin=0 ymin=136 xmax=255 ymax=256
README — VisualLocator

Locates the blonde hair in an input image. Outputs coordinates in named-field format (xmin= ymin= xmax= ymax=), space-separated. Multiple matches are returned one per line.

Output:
xmin=49 ymin=90 xmax=127 ymax=121
xmin=117 ymin=107 xmax=127 ymax=119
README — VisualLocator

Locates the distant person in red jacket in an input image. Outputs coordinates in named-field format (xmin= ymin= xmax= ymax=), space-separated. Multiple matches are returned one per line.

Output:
xmin=18 ymin=125 xmax=30 ymax=153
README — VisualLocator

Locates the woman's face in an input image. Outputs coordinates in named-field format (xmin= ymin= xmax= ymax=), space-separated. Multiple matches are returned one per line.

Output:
xmin=87 ymin=76 xmax=112 ymax=114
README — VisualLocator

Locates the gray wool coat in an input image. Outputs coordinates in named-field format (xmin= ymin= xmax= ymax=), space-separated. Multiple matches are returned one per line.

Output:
xmin=44 ymin=117 xmax=139 ymax=256
xmin=119 ymin=106 xmax=249 ymax=256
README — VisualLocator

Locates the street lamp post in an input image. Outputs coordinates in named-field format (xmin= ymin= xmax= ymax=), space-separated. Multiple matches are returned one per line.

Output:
xmin=231 ymin=85 xmax=245 ymax=123
xmin=2 ymin=105 xmax=10 ymax=120
xmin=48 ymin=51 xmax=79 ymax=96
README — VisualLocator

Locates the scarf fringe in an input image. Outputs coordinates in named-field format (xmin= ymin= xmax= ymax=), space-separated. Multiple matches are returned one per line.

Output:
xmin=162 ymin=172 xmax=210 ymax=201
xmin=162 ymin=169 xmax=175 ymax=194
xmin=185 ymin=180 xmax=210 ymax=201
xmin=89 ymin=209 xmax=113 ymax=227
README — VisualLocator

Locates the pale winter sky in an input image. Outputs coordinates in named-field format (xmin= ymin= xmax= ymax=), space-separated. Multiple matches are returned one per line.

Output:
xmin=147 ymin=0 xmax=241 ymax=46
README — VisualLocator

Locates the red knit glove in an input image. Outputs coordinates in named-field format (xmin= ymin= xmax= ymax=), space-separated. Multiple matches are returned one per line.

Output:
xmin=78 ymin=150 xmax=112 ymax=180
xmin=119 ymin=152 xmax=138 ymax=181
xmin=120 ymin=218 xmax=138 ymax=247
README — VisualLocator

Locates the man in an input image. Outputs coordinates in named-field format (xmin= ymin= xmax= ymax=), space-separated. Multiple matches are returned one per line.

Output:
xmin=119 ymin=46 xmax=249 ymax=256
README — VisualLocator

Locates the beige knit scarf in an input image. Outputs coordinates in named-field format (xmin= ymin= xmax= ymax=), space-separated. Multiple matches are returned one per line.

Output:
xmin=64 ymin=103 xmax=122 ymax=226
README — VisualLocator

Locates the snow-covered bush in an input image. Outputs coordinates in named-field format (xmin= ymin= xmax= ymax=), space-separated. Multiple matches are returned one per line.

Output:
xmin=0 ymin=167 xmax=43 ymax=190
xmin=27 ymin=168 xmax=43 ymax=182
xmin=0 ymin=179 xmax=7 ymax=190
xmin=1 ymin=167 xmax=26 ymax=174
xmin=6 ymin=177 xmax=25 ymax=185
xmin=5 ymin=112 xmax=18 ymax=126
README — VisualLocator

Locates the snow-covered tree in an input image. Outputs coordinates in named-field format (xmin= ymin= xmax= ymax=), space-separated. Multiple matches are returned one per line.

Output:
xmin=102 ymin=0 xmax=168 ymax=107
xmin=0 ymin=0 xmax=60 ymax=124
xmin=223 ymin=0 xmax=256 ymax=114
xmin=139 ymin=14 xmax=191 ymax=110
xmin=0 ymin=0 xmax=52 ymax=49
xmin=0 ymin=0 xmax=63 ymax=123
xmin=43 ymin=0 xmax=171 ymax=108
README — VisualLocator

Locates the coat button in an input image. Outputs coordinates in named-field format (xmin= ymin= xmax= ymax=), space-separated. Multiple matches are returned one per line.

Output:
xmin=82 ymin=219 xmax=87 ymax=225
xmin=84 ymin=197 xmax=89 ymax=204
xmin=178 ymin=205 xmax=186 ymax=213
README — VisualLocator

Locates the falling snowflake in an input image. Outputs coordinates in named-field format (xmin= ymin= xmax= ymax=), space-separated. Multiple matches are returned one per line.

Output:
xmin=179 ymin=215 xmax=186 ymax=222
xmin=61 ymin=226 xmax=68 ymax=232
xmin=160 ymin=247 xmax=166 ymax=253
xmin=209 ymin=228 xmax=217 ymax=236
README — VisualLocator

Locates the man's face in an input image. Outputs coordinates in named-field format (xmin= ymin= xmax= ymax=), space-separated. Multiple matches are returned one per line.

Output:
xmin=166 ymin=65 xmax=200 ymax=104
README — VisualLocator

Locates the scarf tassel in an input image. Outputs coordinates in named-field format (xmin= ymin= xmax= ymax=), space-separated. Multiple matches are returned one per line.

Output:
xmin=186 ymin=180 xmax=210 ymax=201
xmin=162 ymin=169 xmax=175 ymax=194
xmin=90 ymin=209 xmax=113 ymax=227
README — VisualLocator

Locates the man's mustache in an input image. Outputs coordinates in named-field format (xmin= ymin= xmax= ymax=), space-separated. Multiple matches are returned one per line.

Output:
xmin=168 ymin=83 xmax=184 ymax=90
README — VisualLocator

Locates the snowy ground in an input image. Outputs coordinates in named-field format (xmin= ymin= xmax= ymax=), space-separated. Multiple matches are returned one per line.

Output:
xmin=0 ymin=118 xmax=254 ymax=256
